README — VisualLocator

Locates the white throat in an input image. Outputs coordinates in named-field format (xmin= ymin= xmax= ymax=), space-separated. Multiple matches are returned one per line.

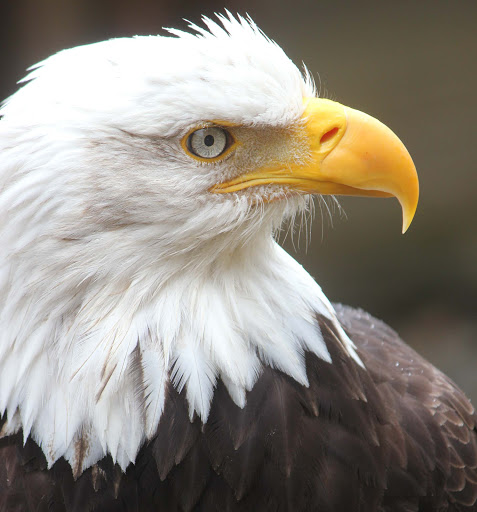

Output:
xmin=0 ymin=235 xmax=360 ymax=474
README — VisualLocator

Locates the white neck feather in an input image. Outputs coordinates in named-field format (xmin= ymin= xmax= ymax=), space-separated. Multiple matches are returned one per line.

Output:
xmin=0 ymin=229 xmax=360 ymax=474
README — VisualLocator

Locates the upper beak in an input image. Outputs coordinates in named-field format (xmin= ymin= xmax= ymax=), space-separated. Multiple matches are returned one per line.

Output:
xmin=210 ymin=98 xmax=419 ymax=233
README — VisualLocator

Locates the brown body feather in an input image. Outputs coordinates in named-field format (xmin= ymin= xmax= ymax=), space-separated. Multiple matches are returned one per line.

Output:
xmin=1 ymin=305 xmax=476 ymax=511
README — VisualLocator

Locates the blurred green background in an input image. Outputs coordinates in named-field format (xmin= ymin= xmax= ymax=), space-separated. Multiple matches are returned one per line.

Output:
xmin=1 ymin=0 xmax=476 ymax=401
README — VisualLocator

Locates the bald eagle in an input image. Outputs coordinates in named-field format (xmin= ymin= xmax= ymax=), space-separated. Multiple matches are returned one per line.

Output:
xmin=0 ymin=13 xmax=475 ymax=512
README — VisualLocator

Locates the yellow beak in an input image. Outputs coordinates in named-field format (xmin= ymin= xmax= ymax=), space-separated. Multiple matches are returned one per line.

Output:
xmin=211 ymin=98 xmax=419 ymax=233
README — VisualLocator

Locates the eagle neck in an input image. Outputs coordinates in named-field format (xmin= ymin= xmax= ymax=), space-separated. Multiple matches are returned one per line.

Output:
xmin=0 ymin=233 xmax=361 ymax=476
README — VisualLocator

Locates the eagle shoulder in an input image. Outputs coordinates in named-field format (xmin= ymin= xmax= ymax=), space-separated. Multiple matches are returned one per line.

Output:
xmin=336 ymin=304 xmax=477 ymax=510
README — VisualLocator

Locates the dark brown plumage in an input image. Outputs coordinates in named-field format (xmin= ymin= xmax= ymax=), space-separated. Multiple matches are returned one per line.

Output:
xmin=1 ymin=305 xmax=476 ymax=511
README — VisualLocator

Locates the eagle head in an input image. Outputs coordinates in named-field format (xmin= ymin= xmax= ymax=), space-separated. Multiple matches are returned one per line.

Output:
xmin=0 ymin=14 xmax=418 ymax=473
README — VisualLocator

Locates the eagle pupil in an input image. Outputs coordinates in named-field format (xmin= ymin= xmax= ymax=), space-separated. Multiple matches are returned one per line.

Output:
xmin=204 ymin=135 xmax=215 ymax=147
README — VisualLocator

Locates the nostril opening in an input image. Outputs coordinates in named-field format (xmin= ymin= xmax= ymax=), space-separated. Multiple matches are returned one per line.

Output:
xmin=320 ymin=127 xmax=339 ymax=144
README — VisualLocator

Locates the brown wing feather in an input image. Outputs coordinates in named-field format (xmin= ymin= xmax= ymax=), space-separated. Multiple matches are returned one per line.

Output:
xmin=1 ymin=305 xmax=476 ymax=511
xmin=335 ymin=304 xmax=477 ymax=511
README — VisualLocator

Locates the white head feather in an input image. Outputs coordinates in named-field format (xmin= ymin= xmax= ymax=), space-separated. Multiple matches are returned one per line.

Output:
xmin=0 ymin=13 xmax=360 ymax=474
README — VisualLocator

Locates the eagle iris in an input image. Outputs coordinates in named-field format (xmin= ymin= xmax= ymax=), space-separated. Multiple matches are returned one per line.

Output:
xmin=187 ymin=127 xmax=229 ymax=159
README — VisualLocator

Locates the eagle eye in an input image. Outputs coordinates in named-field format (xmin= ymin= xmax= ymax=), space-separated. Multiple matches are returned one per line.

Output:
xmin=185 ymin=127 xmax=232 ymax=160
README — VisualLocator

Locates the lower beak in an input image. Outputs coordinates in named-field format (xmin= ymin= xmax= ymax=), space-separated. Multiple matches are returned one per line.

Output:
xmin=211 ymin=98 xmax=419 ymax=233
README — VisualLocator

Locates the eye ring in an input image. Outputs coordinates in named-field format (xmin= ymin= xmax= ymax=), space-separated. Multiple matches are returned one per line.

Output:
xmin=182 ymin=126 xmax=235 ymax=162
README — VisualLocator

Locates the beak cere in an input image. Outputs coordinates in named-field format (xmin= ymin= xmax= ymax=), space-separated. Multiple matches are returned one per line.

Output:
xmin=210 ymin=97 xmax=419 ymax=233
